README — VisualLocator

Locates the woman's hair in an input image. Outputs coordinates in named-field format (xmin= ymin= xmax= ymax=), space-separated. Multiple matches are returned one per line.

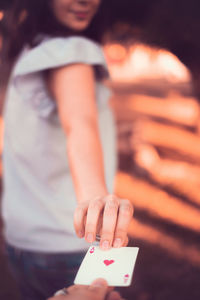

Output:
xmin=1 ymin=0 xmax=108 ymax=63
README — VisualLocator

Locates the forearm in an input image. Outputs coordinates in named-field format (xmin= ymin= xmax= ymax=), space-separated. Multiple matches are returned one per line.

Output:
xmin=67 ymin=119 xmax=108 ymax=203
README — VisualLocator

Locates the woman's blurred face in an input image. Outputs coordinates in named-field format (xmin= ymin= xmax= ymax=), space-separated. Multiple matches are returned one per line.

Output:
xmin=51 ymin=0 xmax=101 ymax=31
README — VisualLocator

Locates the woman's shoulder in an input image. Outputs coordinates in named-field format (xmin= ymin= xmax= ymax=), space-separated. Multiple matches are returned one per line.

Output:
xmin=13 ymin=35 xmax=108 ymax=77
xmin=41 ymin=35 xmax=102 ymax=49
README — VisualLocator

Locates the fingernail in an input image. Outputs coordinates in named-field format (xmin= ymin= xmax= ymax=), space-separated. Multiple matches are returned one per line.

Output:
xmin=78 ymin=230 xmax=83 ymax=237
xmin=113 ymin=238 xmax=122 ymax=248
xmin=86 ymin=233 xmax=93 ymax=243
xmin=101 ymin=240 xmax=110 ymax=250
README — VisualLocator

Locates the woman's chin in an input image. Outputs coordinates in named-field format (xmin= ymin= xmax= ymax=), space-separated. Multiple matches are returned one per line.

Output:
xmin=65 ymin=19 xmax=91 ymax=32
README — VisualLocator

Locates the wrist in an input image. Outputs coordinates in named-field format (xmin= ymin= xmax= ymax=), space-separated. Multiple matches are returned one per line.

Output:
xmin=76 ymin=186 xmax=108 ymax=203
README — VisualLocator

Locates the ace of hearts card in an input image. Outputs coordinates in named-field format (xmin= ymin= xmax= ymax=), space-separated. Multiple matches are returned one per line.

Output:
xmin=74 ymin=246 xmax=139 ymax=287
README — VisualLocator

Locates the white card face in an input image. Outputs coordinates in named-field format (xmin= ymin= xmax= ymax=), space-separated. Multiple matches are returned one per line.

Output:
xmin=74 ymin=246 xmax=139 ymax=287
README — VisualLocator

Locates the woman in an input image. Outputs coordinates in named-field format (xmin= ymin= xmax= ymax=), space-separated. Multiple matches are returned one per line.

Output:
xmin=1 ymin=1 xmax=134 ymax=299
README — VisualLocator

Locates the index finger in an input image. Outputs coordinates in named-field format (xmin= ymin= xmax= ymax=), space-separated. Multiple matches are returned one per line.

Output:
xmin=85 ymin=198 xmax=104 ymax=243
xmin=100 ymin=195 xmax=119 ymax=250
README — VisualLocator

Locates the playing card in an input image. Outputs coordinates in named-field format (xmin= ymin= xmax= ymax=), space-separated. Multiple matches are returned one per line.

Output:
xmin=74 ymin=246 xmax=139 ymax=286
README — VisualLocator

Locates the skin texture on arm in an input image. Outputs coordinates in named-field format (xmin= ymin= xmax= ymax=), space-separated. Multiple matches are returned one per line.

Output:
xmin=48 ymin=64 xmax=108 ymax=203
xmin=48 ymin=63 xmax=134 ymax=250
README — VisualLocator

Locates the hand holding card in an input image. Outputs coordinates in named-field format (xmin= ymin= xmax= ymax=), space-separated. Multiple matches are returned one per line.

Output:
xmin=74 ymin=195 xmax=134 ymax=250
xmin=74 ymin=246 xmax=139 ymax=287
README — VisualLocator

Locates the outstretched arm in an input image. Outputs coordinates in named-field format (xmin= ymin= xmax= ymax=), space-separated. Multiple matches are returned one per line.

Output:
xmin=48 ymin=64 xmax=133 ymax=249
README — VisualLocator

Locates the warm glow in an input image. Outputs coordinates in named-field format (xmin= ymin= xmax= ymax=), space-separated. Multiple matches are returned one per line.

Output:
xmin=115 ymin=172 xmax=200 ymax=232
xmin=104 ymin=43 xmax=127 ymax=64
xmin=105 ymin=43 xmax=191 ymax=82
xmin=114 ymin=170 xmax=200 ymax=265
xmin=132 ymin=119 xmax=200 ymax=162
xmin=0 ymin=11 xmax=4 ymax=21
xmin=128 ymin=218 xmax=200 ymax=266
xmin=0 ymin=118 xmax=4 ymax=154
xmin=112 ymin=93 xmax=199 ymax=127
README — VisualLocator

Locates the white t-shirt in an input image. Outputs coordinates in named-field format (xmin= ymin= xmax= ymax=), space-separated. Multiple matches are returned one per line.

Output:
xmin=2 ymin=36 xmax=117 ymax=252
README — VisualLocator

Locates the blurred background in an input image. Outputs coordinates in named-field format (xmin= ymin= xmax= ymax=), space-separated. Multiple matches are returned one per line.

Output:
xmin=0 ymin=1 xmax=200 ymax=299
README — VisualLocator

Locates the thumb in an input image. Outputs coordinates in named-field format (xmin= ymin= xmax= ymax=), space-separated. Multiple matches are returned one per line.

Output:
xmin=88 ymin=278 xmax=109 ymax=298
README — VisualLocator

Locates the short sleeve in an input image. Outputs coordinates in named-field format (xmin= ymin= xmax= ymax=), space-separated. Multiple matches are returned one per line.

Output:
xmin=13 ymin=36 xmax=109 ymax=79
xmin=12 ymin=36 xmax=109 ymax=118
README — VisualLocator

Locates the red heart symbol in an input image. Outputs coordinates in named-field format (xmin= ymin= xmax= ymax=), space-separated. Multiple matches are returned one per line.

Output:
xmin=103 ymin=260 xmax=115 ymax=266
xmin=90 ymin=247 xmax=95 ymax=254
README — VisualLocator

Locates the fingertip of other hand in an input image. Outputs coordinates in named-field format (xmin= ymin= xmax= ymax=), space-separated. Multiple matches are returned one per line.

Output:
xmin=91 ymin=278 xmax=108 ymax=287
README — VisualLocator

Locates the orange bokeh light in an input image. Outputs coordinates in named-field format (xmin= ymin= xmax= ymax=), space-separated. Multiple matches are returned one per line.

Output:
xmin=104 ymin=44 xmax=127 ymax=64
xmin=104 ymin=43 xmax=190 ymax=83
xmin=0 ymin=11 xmax=4 ymax=21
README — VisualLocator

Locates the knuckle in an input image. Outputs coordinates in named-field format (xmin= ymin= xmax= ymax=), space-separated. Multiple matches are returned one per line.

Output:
xmin=122 ymin=199 xmax=132 ymax=206
xmin=106 ymin=194 xmax=117 ymax=202
xmin=104 ymin=208 xmax=117 ymax=218
xmin=85 ymin=221 xmax=95 ymax=230
xmin=75 ymin=204 xmax=85 ymax=213
xmin=79 ymin=201 xmax=88 ymax=209
xmin=106 ymin=198 xmax=119 ymax=211
xmin=121 ymin=207 xmax=132 ymax=217
xmin=75 ymin=203 xmax=88 ymax=216
xmin=115 ymin=228 xmax=127 ymax=237
xmin=90 ymin=198 xmax=103 ymax=210
xmin=101 ymin=229 xmax=113 ymax=236
xmin=121 ymin=201 xmax=134 ymax=216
